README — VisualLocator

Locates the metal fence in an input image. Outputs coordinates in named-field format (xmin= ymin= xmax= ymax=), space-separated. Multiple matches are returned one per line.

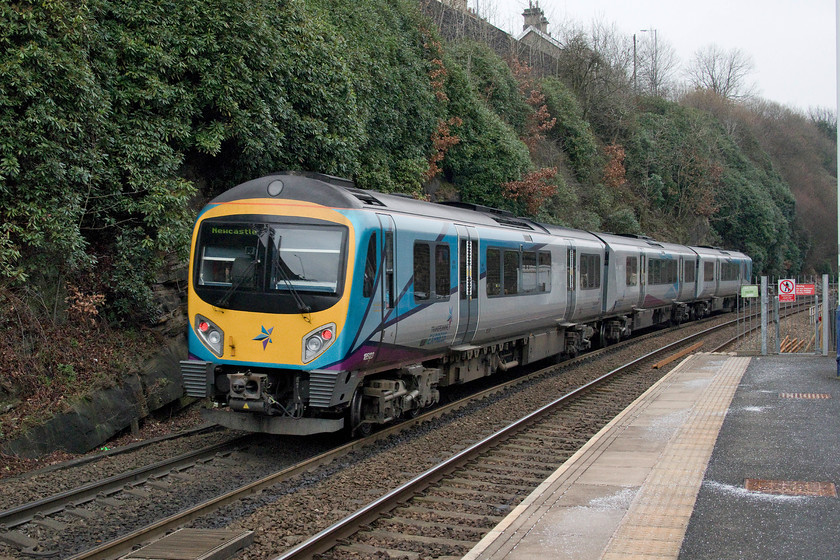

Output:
xmin=734 ymin=275 xmax=836 ymax=355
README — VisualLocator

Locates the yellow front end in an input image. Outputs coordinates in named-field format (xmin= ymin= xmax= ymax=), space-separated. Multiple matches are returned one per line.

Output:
xmin=183 ymin=198 xmax=358 ymax=432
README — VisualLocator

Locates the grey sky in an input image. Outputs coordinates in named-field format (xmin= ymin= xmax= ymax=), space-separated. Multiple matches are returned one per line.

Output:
xmin=480 ymin=0 xmax=835 ymax=112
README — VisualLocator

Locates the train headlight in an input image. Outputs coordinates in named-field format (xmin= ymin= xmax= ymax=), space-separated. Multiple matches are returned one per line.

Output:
xmin=302 ymin=323 xmax=336 ymax=363
xmin=195 ymin=314 xmax=224 ymax=357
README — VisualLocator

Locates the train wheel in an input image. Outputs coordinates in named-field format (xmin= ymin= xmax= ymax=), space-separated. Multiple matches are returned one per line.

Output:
xmin=599 ymin=323 xmax=610 ymax=348
xmin=348 ymin=388 xmax=372 ymax=438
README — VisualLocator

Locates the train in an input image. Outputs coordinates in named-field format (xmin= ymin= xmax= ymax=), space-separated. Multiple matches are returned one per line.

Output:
xmin=180 ymin=171 xmax=752 ymax=436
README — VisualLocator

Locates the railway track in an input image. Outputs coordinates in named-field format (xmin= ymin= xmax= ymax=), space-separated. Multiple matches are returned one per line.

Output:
xmin=0 ymin=312 xmax=767 ymax=559
xmin=274 ymin=321 xmax=739 ymax=560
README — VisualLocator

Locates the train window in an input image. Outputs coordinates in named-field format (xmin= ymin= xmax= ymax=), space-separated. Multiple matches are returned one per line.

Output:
xmin=414 ymin=243 xmax=430 ymax=301
xmin=538 ymin=251 xmax=551 ymax=292
xmin=580 ymin=254 xmax=600 ymax=290
xmin=503 ymin=250 xmax=519 ymax=294
xmin=704 ymin=261 xmax=715 ymax=282
xmin=721 ymin=262 xmax=740 ymax=281
xmin=363 ymin=233 xmax=377 ymax=298
xmin=435 ymin=244 xmax=450 ymax=298
xmin=487 ymin=248 xmax=501 ymax=296
xmin=626 ymin=256 xmax=638 ymax=286
xmin=649 ymin=258 xmax=678 ymax=285
xmin=684 ymin=259 xmax=696 ymax=283
xmin=270 ymin=226 xmax=344 ymax=294
xmin=522 ymin=251 xmax=537 ymax=293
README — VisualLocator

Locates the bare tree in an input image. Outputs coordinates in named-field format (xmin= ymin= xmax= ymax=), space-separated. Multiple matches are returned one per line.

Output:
xmin=635 ymin=30 xmax=679 ymax=97
xmin=808 ymin=105 xmax=837 ymax=139
xmin=685 ymin=44 xmax=757 ymax=100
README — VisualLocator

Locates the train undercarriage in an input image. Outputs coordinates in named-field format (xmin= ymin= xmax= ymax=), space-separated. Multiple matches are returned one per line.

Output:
xmin=184 ymin=297 xmax=733 ymax=437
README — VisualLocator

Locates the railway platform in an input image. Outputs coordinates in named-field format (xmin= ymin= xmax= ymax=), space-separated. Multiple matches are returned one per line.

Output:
xmin=462 ymin=352 xmax=840 ymax=560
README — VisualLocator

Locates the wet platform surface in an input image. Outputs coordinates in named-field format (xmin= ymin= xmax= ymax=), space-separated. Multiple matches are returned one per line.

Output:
xmin=463 ymin=353 xmax=840 ymax=560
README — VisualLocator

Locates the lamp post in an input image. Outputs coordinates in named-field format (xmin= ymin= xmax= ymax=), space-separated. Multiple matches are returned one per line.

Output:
xmin=835 ymin=0 xmax=839 ymax=375
xmin=633 ymin=34 xmax=637 ymax=93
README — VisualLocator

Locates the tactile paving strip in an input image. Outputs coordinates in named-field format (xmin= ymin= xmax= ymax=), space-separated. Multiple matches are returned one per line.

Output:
xmin=602 ymin=356 xmax=751 ymax=560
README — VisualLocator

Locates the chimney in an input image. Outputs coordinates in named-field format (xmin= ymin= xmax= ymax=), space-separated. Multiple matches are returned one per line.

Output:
xmin=522 ymin=1 xmax=549 ymax=34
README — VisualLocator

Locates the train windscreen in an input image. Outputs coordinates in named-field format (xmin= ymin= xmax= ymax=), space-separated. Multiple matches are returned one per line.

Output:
xmin=194 ymin=220 xmax=347 ymax=312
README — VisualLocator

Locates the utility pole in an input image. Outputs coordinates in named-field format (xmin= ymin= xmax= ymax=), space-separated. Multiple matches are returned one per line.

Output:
xmin=641 ymin=28 xmax=657 ymax=95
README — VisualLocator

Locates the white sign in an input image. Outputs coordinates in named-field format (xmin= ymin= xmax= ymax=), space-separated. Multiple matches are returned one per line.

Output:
xmin=778 ymin=279 xmax=796 ymax=302
xmin=778 ymin=279 xmax=795 ymax=295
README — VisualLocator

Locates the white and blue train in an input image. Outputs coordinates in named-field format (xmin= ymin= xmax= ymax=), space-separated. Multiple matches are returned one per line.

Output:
xmin=181 ymin=172 xmax=752 ymax=436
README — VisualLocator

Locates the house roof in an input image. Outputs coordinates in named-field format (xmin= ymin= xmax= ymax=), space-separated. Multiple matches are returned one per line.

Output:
xmin=516 ymin=25 xmax=563 ymax=51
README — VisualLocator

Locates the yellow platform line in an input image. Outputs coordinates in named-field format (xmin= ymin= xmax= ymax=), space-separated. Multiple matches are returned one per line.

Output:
xmin=601 ymin=356 xmax=750 ymax=559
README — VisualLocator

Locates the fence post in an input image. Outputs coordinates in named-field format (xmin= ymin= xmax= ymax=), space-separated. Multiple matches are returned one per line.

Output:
xmin=822 ymin=274 xmax=829 ymax=356
xmin=774 ymin=286 xmax=781 ymax=354
xmin=761 ymin=276 xmax=768 ymax=356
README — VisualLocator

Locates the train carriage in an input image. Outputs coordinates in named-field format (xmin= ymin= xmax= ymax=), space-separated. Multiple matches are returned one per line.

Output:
xmin=181 ymin=172 xmax=751 ymax=436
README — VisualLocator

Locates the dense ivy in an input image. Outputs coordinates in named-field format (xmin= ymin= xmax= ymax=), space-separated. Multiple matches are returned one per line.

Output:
xmin=0 ymin=0 xmax=814 ymax=325
xmin=440 ymin=60 xmax=531 ymax=210
xmin=540 ymin=77 xmax=600 ymax=182
xmin=449 ymin=40 xmax=530 ymax=136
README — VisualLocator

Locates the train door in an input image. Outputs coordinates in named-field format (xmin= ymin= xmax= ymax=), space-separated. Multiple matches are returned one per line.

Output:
xmin=637 ymin=252 xmax=647 ymax=308
xmin=566 ymin=245 xmax=577 ymax=318
xmin=678 ymin=256 xmax=684 ymax=300
xmin=455 ymin=225 xmax=479 ymax=344
xmin=377 ymin=214 xmax=397 ymax=352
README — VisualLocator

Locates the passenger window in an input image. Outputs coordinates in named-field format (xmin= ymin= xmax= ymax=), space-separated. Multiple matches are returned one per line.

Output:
xmin=487 ymin=249 xmax=501 ymax=296
xmin=414 ymin=243 xmax=430 ymax=301
xmin=626 ymin=256 xmax=638 ymax=286
xmin=503 ymin=250 xmax=519 ymax=294
xmin=580 ymin=254 xmax=601 ymax=290
xmin=363 ymin=233 xmax=377 ymax=298
xmin=704 ymin=261 xmax=715 ymax=281
xmin=684 ymin=260 xmax=696 ymax=283
xmin=435 ymin=244 xmax=450 ymax=298
xmin=522 ymin=251 xmax=537 ymax=293
xmin=538 ymin=252 xmax=551 ymax=292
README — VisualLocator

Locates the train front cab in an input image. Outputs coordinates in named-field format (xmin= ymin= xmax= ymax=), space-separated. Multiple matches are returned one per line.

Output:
xmin=179 ymin=174 xmax=390 ymax=436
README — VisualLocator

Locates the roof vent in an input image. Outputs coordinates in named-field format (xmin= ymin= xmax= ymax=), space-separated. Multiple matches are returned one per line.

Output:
xmin=344 ymin=187 xmax=386 ymax=206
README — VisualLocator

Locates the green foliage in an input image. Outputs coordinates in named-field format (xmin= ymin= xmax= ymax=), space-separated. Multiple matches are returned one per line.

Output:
xmin=0 ymin=1 xmax=108 ymax=286
xmin=449 ymin=41 xmax=531 ymax=135
xmin=440 ymin=61 xmax=531 ymax=210
xmin=624 ymin=97 xmax=802 ymax=275
xmin=0 ymin=0 xmax=821 ymax=326
xmin=540 ymin=77 xmax=600 ymax=182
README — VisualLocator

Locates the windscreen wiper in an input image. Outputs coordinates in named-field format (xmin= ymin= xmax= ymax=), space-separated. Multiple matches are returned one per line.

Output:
xmin=271 ymin=234 xmax=312 ymax=317
xmin=217 ymin=257 xmax=257 ymax=308
xmin=216 ymin=225 xmax=265 ymax=309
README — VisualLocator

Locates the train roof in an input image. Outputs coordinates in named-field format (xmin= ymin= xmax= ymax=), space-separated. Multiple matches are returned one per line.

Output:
xmin=593 ymin=232 xmax=695 ymax=255
xmin=210 ymin=172 xmax=551 ymax=233
xmin=689 ymin=245 xmax=751 ymax=261
xmin=209 ymin=173 xmax=750 ymax=263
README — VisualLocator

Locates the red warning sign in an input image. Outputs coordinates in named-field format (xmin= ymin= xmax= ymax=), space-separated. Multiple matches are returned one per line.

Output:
xmin=795 ymin=284 xmax=815 ymax=296
xmin=778 ymin=279 xmax=795 ymax=302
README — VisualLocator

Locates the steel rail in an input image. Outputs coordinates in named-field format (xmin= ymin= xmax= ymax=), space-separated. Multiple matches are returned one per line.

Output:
xmin=0 ymin=438 xmax=245 ymax=529
xmin=272 ymin=319 xmax=738 ymax=560
xmin=64 ymin=314 xmax=740 ymax=560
